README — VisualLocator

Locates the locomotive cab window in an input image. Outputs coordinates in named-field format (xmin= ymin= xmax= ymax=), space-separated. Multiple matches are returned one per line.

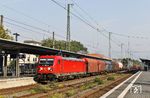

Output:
xmin=47 ymin=59 xmax=54 ymax=66
xmin=39 ymin=58 xmax=54 ymax=66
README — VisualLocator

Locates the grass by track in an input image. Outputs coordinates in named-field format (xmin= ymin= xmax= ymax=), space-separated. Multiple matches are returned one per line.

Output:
xmin=0 ymin=72 xmax=131 ymax=98
xmin=47 ymin=73 xmax=131 ymax=98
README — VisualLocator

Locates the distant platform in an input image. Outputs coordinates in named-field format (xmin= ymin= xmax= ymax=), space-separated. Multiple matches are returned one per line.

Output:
xmin=100 ymin=71 xmax=150 ymax=98
xmin=0 ymin=77 xmax=36 ymax=89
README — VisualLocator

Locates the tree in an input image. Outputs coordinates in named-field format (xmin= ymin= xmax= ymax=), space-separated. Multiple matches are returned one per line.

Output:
xmin=70 ymin=40 xmax=87 ymax=53
xmin=0 ymin=26 xmax=13 ymax=40
xmin=41 ymin=38 xmax=88 ymax=53
xmin=121 ymin=58 xmax=142 ymax=68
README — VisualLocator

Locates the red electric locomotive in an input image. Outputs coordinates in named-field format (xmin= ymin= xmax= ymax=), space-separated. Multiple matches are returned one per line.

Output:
xmin=35 ymin=55 xmax=87 ymax=81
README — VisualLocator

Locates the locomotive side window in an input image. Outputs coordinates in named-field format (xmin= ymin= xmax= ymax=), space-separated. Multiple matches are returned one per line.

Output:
xmin=47 ymin=59 xmax=54 ymax=66
xmin=39 ymin=58 xmax=54 ymax=66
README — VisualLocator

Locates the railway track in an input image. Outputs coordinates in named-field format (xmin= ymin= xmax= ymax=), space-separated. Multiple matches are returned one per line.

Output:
xmin=17 ymin=74 xmax=109 ymax=98
xmin=0 ymin=72 xmax=131 ymax=98
xmin=17 ymin=73 xmax=129 ymax=98
xmin=0 ymin=73 xmax=108 ymax=97
xmin=74 ymin=74 xmax=132 ymax=98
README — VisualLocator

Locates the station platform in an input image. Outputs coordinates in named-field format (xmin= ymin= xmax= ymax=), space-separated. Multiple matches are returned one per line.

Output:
xmin=0 ymin=77 xmax=36 ymax=89
xmin=100 ymin=71 xmax=150 ymax=98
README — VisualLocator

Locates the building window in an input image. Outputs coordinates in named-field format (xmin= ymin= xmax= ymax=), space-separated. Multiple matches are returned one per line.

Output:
xmin=27 ymin=57 xmax=30 ymax=61
xmin=35 ymin=58 xmax=37 ymax=61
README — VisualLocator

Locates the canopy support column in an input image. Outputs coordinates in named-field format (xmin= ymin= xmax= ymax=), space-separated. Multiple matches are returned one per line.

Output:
xmin=3 ymin=53 xmax=8 ymax=78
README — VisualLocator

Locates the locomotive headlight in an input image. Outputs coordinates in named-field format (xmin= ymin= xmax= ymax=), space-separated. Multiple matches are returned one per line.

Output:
xmin=40 ymin=67 xmax=43 ymax=70
xmin=48 ymin=67 xmax=51 ymax=70
xmin=48 ymin=67 xmax=53 ymax=71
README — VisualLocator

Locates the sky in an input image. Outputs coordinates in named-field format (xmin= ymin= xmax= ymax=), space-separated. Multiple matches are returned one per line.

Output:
xmin=0 ymin=0 xmax=150 ymax=59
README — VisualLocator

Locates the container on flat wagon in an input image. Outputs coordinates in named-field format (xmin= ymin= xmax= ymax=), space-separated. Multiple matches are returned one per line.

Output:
xmin=112 ymin=60 xmax=124 ymax=71
xmin=112 ymin=61 xmax=118 ymax=71
xmin=118 ymin=62 xmax=123 ymax=69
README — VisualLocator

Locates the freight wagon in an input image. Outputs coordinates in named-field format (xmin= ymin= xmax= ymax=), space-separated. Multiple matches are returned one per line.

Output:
xmin=84 ymin=58 xmax=106 ymax=75
xmin=112 ymin=61 xmax=123 ymax=71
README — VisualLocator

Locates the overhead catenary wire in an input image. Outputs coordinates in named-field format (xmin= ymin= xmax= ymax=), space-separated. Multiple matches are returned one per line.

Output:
xmin=5 ymin=17 xmax=51 ymax=34
xmin=71 ymin=7 xmax=94 ymax=27
xmin=5 ymin=24 xmax=39 ymax=41
xmin=97 ymin=24 xmax=149 ymax=39
xmin=50 ymin=0 xmax=100 ymax=31
xmin=0 ymin=3 xmax=65 ymax=33
xmin=4 ymin=21 xmax=65 ymax=41
xmin=4 ymin=21 xmax=48 ymax=35
xmin=50 ymin=0 xmax=122 ymax=48
xmin=6 ymin=23 xmax=68 ymax=46
xmin=56 ymin=0 xmax=142 ymax=54
xmin=0 ymin=1 xmax=120 ymax=54
xmin=2 ymin=0 xmax=147 ymax=58
xmin=112 ymin=32 xmax=149 ymax=39
xmin=71 ymin=0 xmax=99 ymax=26
xmin=50 ymin=0 xmax=122 ymax=53
xmin=69 ymin=0 xmax=123 ymax=46
xmin=73 ymin=1 xmax=126 ymax=51
xmin=70 ymin=0 xmax=149 ymax=40
xmin=5 ymin=19 xmax=101 ymax=52
xmin=4 ymin=17 xmax=66 ymax=39
xmin=2 ymin=0 xmax=123 ymax=48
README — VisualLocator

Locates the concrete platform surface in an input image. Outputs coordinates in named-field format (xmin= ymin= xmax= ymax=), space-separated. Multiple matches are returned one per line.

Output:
xmin=0 ymin=77 xmax=36 ymax=89
xmin=125 ymin=71 xmax=150 ymax=98
xmin=100 ymin=71 xmax=150 ymax=98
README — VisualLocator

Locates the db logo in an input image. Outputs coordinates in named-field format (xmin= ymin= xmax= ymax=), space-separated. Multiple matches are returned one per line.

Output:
xmin=130 ymin=85 xmax=142 ymax=94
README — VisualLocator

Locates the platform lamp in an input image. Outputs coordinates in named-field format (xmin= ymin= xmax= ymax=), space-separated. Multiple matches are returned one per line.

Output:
xmin=13 ymin=33 xmax=20 ymax=41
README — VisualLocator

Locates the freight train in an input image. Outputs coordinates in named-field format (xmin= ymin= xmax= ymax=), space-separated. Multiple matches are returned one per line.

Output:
xmin=34 ymin=55 xmax=123 ymax=82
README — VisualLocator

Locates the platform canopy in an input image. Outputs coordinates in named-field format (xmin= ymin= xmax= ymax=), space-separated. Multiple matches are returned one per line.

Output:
xmin=0 ymin=38 xmax=111 ymax=61
xmin=140 ymin=58 xmax=150 ymax=65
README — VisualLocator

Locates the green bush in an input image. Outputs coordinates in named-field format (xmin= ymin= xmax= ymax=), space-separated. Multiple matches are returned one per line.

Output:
xmin=30 ymin=84 xmax=51 ymax=93
xmin=50 ymin=93 xmax=65 ymax=98
xmin=80 ymin=81 xmax=100 ymax=91
xmin=0 ymin=96 xmax=4 ymax=98
xmin=94 ymin=77 xmax=104 ymax=85
xmin=66 ymin=89 xmax=76 ymax=97
xmin=80 ymin=82 xmax=92 ymax=90
xmin=30 ymin=89 xmax=37 ymax=94
xmin=103 ymin=71 xmax=108 ymax=75
xmin=80 ymin=84 xmax=87 ymax=90
xmin=48 ymin=82 xmax=58 ymax=88
xmin=57 ymin=84 xmax=64 ymax=88
xmin=107 ymin=76 xmax=115 ymax=81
